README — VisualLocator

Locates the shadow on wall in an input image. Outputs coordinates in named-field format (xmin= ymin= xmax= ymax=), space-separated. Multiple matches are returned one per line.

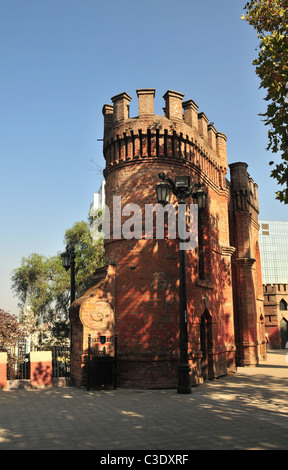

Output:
xmin=31 ymin=361 xmax=52 ymax=387
xmin=101 ymin=163 xmax=236 ymax=386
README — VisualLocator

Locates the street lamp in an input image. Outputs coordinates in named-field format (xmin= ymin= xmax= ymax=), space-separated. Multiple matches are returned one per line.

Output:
xmin=61 ymin=245 xmax=76 ymax=304
xmin=155 ymin=181 xmax=172 ymax=206
xmin=156 ymin=172 xmax=207 ymax=394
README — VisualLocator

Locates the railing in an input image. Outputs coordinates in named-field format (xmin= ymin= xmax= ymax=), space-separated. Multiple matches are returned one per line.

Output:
xmin=4 ymin=341 xmax=30 ymax=380
xmin=51 ymin=346 xmax=70 ymax=379
xmin=2 ymin=341 xmax=70 ymax=381
xmin=87 ymin=334 xmax=117 ymax=390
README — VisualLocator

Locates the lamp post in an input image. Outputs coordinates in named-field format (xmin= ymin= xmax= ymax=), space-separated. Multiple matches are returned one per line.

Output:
xmin=61 ymin=245 xmax=76 ymax=304
xmin=156 ymin=172 xmax=207 ymax=394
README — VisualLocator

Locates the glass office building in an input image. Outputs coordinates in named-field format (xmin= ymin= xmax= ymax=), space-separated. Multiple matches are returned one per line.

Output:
xmin=259 ymin=220 xmax=288 ymax=284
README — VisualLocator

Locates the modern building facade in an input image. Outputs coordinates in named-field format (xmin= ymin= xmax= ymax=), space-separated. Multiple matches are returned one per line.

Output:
xmin=259 ymin=220 xmax=288 ymax=348
xmin=89 ymin=180 xmax=106 ymax=241
xmin=259 ymin=220 xmax=288 ymax=284
xmin=89 ymin=180 xmax=106 ymax=217
xmin=69 ymin=88 xmax=266 ymax=389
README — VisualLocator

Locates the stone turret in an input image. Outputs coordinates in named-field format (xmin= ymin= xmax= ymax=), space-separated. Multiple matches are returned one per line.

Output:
xmin=103 ymin=88 xmax=228 ymax=189
xmin=69 ymin=87 xmax=264 ymax=390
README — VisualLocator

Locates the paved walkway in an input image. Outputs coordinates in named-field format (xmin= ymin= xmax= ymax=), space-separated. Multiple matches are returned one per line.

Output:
xmin=1 ymin=350 xmax=288 ymax=451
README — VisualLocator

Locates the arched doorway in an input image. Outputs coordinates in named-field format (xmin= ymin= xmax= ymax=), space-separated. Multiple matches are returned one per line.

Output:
xmin=200 ymin=310 xmax=213 ymax=380
xmin=280 ymin=318 xmax=288 ymax=348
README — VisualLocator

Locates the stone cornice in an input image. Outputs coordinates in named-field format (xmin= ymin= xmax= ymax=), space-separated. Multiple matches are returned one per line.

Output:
xmin=221 ymin=246 xmax=236 ymax=257
xmin=232 ymin=258 xmax=256 ymax=268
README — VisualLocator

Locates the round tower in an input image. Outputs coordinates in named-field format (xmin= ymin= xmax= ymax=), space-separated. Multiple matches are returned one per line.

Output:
xmin=100 ymin=88 xmax=236 ymax=388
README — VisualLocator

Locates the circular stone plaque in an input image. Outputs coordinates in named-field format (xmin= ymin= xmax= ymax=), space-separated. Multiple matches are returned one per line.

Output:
xmin=80 ymin=300 xmax=114 ymax=330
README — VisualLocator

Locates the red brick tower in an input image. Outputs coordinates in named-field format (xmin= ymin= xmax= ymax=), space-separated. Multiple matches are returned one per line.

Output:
xmin=100 ymin=88 xmax=234 ymax=387
xmin=69 ymin=88 xmax=254 ymax=388
xmin=229 ymin=163 xmax=265 ymax=365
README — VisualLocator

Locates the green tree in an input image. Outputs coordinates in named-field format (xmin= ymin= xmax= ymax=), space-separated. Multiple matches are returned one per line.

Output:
xmin=0 ymin=309 xmax=27 ymax=349
xmin=64 ymin=220 xmax=104 ymax=294
xmin=11 ymin=221 xmax=104 ymax=344
xmin=242 ymin=0 xmax=288 ymax=203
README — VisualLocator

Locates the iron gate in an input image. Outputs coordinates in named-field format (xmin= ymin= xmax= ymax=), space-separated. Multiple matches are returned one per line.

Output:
xmin=3 ymin=342 xmax=70 ymax=381
xmin=51 ymin=346 xmax=70 ymax=379
xmin=87 ymin=334 xmax=117 ymax=390
xmin=5 ymin=341 xmax=30 ymax=380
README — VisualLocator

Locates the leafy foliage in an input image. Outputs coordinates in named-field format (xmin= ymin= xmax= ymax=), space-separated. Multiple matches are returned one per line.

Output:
xmin=0 ymin=309 xmax=27 ymax=349
xmin=64 ymin=221 xmax=104 ymax=294
xmin=242 ymin=0 xmax=288 ymax=203
xmin=11 ymin=221 xmax=104 ymax=344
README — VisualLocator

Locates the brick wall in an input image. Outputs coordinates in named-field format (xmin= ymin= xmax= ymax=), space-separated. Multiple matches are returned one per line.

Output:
xmin=1 ymin=351 xmax=53 ymax=389
xmin=30 ymin=351 xmax=53 ymax=387
xmin=69 ymin=87 xmax=263 ymax=388
xmin=229 ymin=163 xmax=265 ymax=365
xmin=69 ymin=266 xmax=116 ymax=388
xmin=264 ymin=284 xmax=288 ymax=348
xmin=0 ymin=352 xmax=7 ymax=389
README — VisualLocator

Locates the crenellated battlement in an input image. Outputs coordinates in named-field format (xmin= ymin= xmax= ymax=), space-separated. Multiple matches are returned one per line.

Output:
xmin=102 ymin=88 xmax=228 ymax=190
xmin=229 ymin=162 xmax=259 ymax=214
xmin=264 ymin=284 xmax=288 ymax=295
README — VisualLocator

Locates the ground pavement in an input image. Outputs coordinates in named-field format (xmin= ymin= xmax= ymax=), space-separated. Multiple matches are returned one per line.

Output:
xmin=0 ymin=350 xmax=288 ymax=451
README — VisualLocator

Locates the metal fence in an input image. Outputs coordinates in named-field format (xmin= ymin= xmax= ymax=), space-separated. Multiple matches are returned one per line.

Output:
xmin=87 ymin=334 xmax=117 ymax=390
xmin=51 ymin=346 xmax=70 ymax=379
xmin=4 ymin=341 xmax=30 ymax=380
xmin=2 ymin=341 xmax=70 ymax=380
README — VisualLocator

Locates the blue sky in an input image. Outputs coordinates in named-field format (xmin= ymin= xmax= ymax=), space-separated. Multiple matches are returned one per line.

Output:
xmin=0 ymin=0 xmax=287 ymax=315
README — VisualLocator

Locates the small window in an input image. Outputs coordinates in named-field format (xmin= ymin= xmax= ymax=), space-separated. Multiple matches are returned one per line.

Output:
xmin=280 ymin=299 xmax=287 ymax=311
